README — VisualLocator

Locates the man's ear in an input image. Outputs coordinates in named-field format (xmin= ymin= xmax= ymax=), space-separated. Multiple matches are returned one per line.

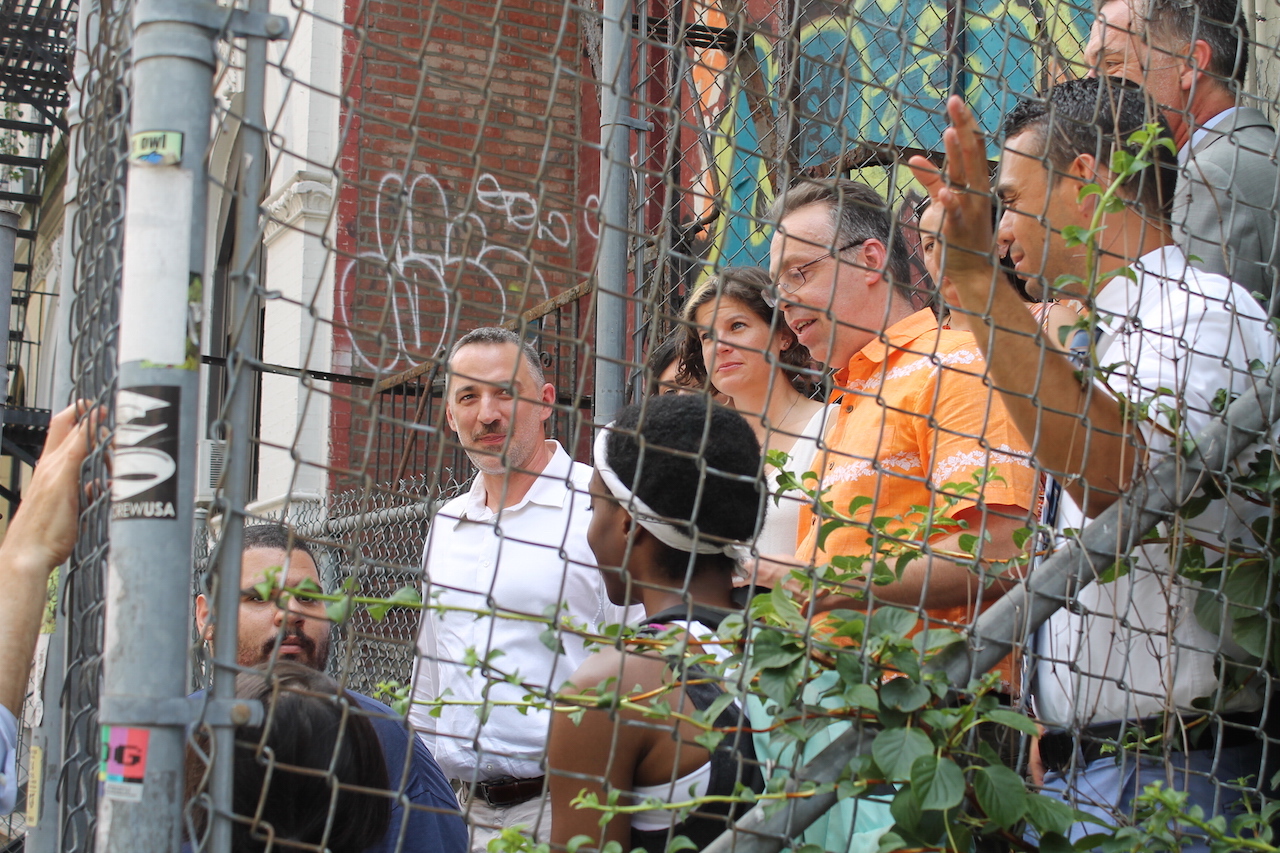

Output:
xmin=538 ymin=382 xmax=555 ymax=422
xmin=1182 ymin=39 xmax=1213 ymax=89
xmin=194 ymin=593 xmax=213 ymax=641
xmin=1069 ymin=153 xmax=1105 ymax=212
xmin=445 ymin=402 xmax=458 ymax=434
xmin=861 ymin=238 xmax=888 ymax=286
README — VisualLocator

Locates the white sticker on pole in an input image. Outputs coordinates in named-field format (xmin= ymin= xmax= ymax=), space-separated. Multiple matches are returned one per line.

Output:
xmin=118 ymin=166 xmax=193 ymax=367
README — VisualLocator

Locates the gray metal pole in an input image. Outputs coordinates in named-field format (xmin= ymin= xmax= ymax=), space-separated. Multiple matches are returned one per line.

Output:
xmin=0 ymin=208 xmax=18 ymax=411
xmin=206 ymin=0 xmax=269 ymax=846
xmin=594 ymin=0 xmax=632 ymax=424
xmin=703 ymin=366 xmax=1280 ymax=853
xmin=97 ymin=0 xmax=215 ymax=846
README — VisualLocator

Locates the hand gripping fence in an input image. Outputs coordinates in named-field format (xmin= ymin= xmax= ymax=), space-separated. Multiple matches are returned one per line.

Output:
xmin=702 ymin=363 xmax=1280 ymax=853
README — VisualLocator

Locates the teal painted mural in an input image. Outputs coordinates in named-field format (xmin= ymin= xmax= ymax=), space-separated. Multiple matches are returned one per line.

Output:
xmin=692 ymin=0 xmax=1090 ymax=271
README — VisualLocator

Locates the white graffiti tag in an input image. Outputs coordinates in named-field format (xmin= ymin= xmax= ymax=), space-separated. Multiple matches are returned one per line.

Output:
xmin=336 ymin=171 xmax=568 ymax=372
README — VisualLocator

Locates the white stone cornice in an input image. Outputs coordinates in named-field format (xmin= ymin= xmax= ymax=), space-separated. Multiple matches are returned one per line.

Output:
xmin=263 ymin=171 xmax=334 ymax=247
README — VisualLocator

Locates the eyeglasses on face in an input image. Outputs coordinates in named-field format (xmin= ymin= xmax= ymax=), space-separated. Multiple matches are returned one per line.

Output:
xmin=765 ymin=238 xmax=868 ymax=308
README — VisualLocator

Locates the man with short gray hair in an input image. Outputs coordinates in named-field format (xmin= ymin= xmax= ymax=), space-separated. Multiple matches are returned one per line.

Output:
xmin=1085 ymin=0 xmax=1279 ymax=309
xmin=409 ymin=327 xmax=631 ymax=850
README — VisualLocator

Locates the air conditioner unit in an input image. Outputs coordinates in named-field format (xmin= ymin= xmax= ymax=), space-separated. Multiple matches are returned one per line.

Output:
xmin=195 ymin=438 xmax=227 ymax=506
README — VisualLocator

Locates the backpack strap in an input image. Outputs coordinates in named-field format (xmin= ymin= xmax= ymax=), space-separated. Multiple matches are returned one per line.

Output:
xmin=643 ymin=603 xmax=732 ymax=631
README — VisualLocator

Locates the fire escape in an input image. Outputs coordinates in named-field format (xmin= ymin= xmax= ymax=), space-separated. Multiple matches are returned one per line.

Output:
xmin=0 ymin=0 xmax=74 ymax=513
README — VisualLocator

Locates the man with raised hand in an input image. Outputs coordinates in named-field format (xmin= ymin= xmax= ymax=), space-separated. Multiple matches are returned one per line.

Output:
xmin=0 ymin=404 xmax=91 ymax=814
xmin=409 ymin=327 xmax=632 ymax=850
xmin=765 ymin=179 xmax=1037 ymax=690
xmin=909 ymin=79 xmax=1277 ymax=846
xmin=1085 ymin=0 xmax=1279 ymax=310
xmin=194 ymin=524 xmax=467 ymax=853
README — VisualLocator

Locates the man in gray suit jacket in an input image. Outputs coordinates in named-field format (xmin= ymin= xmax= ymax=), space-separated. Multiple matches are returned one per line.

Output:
xmin=1085 ymin=0 xmax=1279 ymax=312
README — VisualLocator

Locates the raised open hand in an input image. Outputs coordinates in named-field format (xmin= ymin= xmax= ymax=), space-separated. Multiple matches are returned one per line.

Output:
xmin=907 ymin=96 xmax=999 ymax=291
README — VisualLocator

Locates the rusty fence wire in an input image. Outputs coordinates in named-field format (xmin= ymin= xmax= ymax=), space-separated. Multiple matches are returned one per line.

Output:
xmin=9 ymin=0 xmax=1280 ymax=850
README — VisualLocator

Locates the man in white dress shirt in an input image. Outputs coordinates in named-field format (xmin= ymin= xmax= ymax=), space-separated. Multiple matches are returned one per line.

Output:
xmin=911 ymin=78 xmax=1278 ymax=849
xmin=409 ymin=327 xmax=630 ymax=850
xmin=1084 ymin=0 xmax=1279 ymax=311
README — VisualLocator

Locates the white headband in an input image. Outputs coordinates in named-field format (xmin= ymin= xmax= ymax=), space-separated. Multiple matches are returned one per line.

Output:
xmin=593 ymin=424 xmax=749 ymax=559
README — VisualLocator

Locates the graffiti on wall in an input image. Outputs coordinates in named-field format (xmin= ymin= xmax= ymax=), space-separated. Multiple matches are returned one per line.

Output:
xmin=685 ymin=0 xmax=1090 ymax=272
xmin=336 ymin=171 xmax=569 ymax=372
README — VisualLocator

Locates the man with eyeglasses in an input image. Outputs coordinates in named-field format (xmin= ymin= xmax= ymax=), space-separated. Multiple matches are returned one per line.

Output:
xmin=762 ymin=179 xmax=1037 ymax=698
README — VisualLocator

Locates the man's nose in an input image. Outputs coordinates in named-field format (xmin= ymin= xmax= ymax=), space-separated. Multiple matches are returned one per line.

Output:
xmin=275 ymin=599 xmax=305 ymax=627
xmin=996 ymin=210 xmax=1015 ymax=252
xmin=478 ymin=393 xmax=504 ymax=423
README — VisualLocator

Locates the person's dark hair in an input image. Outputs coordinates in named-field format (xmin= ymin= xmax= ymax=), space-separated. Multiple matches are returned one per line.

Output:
xmin=187 ymin=662 xmax=390 ymax=852
xmin=767 ymin=178 xmax=914 ymax=301
xmin=644 ymin=330 xmax=685 ymax=396
xmin=603 ymin=395 xmax=762 ymax=580
xmin=914 ymin=196 xmax=1033 ymax=303
xmin=1141 ymin=0 xmax=1247 ymax=87
xmin=450 ymin=326 xmax=546 ymax=387
xmin=675 ymin=266 xmax=814 ymax=393
xmin=242 ymin=524 xmax=317 ymax=565
xmin=1001 ymin=77 xmax=1177 ymax=219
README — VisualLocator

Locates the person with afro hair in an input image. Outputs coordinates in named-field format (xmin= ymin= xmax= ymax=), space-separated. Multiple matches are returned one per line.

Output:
xmin=547 ymin=394 xmax=765 ymax=851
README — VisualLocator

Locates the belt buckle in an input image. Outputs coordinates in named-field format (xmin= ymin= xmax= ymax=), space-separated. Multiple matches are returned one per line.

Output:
xmin=477 ymin=777 xmax=513 ymax=808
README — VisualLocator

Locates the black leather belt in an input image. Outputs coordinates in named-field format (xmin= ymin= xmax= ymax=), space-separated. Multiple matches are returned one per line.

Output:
xmin=1040 ymin=710 xmax=1270 ymax=774
xmin=473 ymin=776 xmax=546 ymax=808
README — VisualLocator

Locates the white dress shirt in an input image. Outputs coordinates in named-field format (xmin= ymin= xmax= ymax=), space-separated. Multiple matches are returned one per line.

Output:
xmin=410 ymin=441 xmax=633 ymax=782
xmin=1034 ymin=245 xmax=1277 ymax=727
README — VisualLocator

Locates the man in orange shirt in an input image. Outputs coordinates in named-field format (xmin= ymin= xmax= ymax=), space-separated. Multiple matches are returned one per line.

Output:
xmin=763 ymin=179 xmax=1037 ymax=670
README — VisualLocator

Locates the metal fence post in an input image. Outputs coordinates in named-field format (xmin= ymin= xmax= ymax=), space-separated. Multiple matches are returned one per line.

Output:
xmin=96 ymin=0 xmax=216 ymax=846
xmin=594 ymin=0 xmax=632 ymax=424
xmin=205 ymin=0 xmax=270 ymax=846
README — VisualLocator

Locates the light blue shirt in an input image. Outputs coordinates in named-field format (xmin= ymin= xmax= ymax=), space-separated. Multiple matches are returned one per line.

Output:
xmin=0 ymin=703 xmax=17 ymax=814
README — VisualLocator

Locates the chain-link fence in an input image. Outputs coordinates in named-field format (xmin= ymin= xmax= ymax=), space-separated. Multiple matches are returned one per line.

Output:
xmin=5 ymin=0 xmax=1280 ymax=850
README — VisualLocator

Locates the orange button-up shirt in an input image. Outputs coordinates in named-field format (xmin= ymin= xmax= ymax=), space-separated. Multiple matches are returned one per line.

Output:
xmin=797 ymin=309 xmax=1037 ymax=689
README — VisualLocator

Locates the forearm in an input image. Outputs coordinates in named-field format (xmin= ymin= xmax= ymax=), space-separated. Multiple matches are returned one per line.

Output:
xmin=0 ymin=552 xmax=55 ymax=715
xmin=814 ymin=516 xmax=1024 ymax=613
xmin=954 ymin=270 xmax=1141 ymax=507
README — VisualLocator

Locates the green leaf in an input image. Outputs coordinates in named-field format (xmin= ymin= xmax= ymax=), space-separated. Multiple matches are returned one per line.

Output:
xmin=868 ymin=606 xmax=917 ymax=639
xmin=1194 ymin=588 xmax=1223 ymax=636
xmin=1223 ymin=562 xmax=1271 ymax=610
xmin=1036 ymin=832 xmax=1075 ymax=853
xmin=566 ymin=836 xmax=595 ymax=853
xmin=366 ymin=585 xmax=423 ymax=622
xmin=912 ymin=629 xmax=963 ymax=654
xmin=875 ymin=831 xmax=908 ymax=853
xmin=750 ymin=630 xmax=804 ymax=670
xmin=983 ymin=708 xmax=1042 ymax=737
xmin=693 ymin=730 xmax=725 ymax=752
xmin=880 ymin=677 xmax=932 ymax=712
xmin=1231 ymin=612 xmax=1269 ymax=659
xmin=973 ymin=764 xmax=1027 ymax=828
xmin=910 ymin=754 xmax=966 ymax=811
xmin=325 ymin=595 xmax=353 ymax=625
xmin=1024 ymin=793 xmax=1075 ymax=836
xmin=758 ymin=660 xmax=803 ymax=708
xmin=872 ymin=726 xmax=934 ymax=781
xmin=846 ymin=682 xmax=880 ymax=711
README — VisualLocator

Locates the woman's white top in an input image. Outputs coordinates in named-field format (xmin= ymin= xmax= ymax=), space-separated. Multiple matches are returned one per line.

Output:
xmin=753 ymin=404 xmax=835 ymax=558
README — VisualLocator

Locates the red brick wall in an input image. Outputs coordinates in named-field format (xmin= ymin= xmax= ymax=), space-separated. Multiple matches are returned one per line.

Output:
xmin=330 ymin=0 xmax=598 ymax=493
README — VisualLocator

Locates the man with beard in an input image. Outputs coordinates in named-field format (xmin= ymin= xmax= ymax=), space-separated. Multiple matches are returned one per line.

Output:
xmin=408 ymin=327 xmax=633 ymax=850
xmin=194 ymin=524 xmax=467 ymax=853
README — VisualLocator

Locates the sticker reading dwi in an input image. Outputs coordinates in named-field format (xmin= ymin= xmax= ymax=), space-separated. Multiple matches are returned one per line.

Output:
xmin=129 ymin=131 xmax=183 ymax=166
